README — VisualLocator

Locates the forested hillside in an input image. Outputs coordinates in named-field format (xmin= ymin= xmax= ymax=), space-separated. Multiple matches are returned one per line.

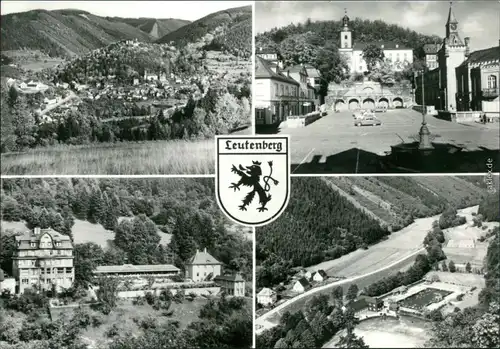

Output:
xmin=0 ymin=178 xmax=252 ymax=282
xmin=323 ymin=176 xmax=486 ymax=230
xmin=0 ymin=10 xmax=156 ymax=57
xmin=0 ymin=10 xmax=192 ymax=58
xmin=256 ymin=17 xmax=442 ymax=62
xmin=157 ymin=5 xmax=252 ymax=55
xmin=257 ymin=177 xmax=389 ymax=268
xmin=117 ymin=17 xmax=190 ymax=39
xmin=256 ymin=176 xmax=487 ymax=286
xmin=256 ymin=18 xmax=442 ymax=93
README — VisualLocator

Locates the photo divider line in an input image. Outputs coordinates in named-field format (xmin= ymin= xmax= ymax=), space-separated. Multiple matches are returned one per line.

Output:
xmin=251 ymin=0 xmax=256 ymax=138
xmin=252 ymin=226 xmax=257 ymax=348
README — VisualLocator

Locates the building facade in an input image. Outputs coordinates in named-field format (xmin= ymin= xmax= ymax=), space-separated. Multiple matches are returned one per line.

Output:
xmin=423 ymin=44 xmax=441 ymax=70
xmin=327 ymin=80 xmax=412 ymax=111
xmin=339 ymin=11 xmax=413 ymax=74
xmin=312 ymin=270 xmax=328 ymax=282
xmin=292 ymin=277 xmax=311 ymax=293
xmin=415 ymin=4 xmax=470 ymax=111
xmin=214 ymin=273 xmax=245 ymax=297
xmin=185 ymin=248 xmax=222 ymax=282
xmin=284 ymin=64 xmax=317 ymax=114
xmin=12 ymin=228 xmax=74 ymax=294
xmin=257 ymin=287 xmax=277 ymax=306
xmin=456 ymin=45 xmax=499 ymax=112
xmin=254 ymin=55 xmax=301 ymax=126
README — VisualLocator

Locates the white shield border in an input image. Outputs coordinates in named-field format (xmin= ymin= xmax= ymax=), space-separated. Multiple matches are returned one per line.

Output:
xmin=215 ymin=135 xmax=291 ymax=227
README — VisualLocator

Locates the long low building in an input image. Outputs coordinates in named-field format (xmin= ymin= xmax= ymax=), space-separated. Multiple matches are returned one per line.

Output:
xmin=94 ymin=264 xmax=180 ymax=278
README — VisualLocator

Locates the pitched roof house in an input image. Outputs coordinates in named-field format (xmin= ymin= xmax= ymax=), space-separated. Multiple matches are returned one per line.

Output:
xmin=292 ymin=277 xmax=311 ymax=293
xmin=185 ymin=248 xmax=222 ymax=282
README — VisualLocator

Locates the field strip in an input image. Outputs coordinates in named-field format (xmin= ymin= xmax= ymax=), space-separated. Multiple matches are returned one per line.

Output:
xmin=320 ymin=177 xmax=388 ymax=226
xmin=255 ymin=247 xmax=425 ymax=334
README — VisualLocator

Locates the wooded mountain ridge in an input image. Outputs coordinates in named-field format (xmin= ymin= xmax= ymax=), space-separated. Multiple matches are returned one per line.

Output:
xmin=256 ymin=17 xmax=442 ymax=60
xmin=257 ymin=176 xmax=491 ymax=272
xmin=0 ymin=9 xmax=190 ymax=57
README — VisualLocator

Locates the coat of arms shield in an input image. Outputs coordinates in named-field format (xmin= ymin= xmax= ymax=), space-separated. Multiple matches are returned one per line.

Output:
xmin=215 ymin=135 xmax=290 ymax=227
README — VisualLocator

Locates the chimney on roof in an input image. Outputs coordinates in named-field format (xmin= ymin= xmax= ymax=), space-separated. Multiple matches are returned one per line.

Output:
xmin=395 ymin=44 xmax=399 ymax=48
xmin=464 ymin=37 xmax=470 ymax=57
xmin=34 ymin=227 xmax=41 ymax=235
xmin=196 ymin=249 xmax=199 ymax=254
xmin=204 ymin=247 xmax=207 ymax=253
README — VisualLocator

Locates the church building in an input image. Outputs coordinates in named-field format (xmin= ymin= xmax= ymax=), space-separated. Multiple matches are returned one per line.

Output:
xmin=339 ymin=10 xmax=413 ymax=74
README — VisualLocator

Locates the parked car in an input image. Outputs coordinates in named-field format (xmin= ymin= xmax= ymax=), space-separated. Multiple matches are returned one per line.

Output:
xmin=354 ymin=114 xmax=382 ymax=126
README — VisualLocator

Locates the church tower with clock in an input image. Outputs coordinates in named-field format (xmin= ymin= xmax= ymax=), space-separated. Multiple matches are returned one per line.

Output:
xmin=438 ymin=2 xmax=469 ymax=111
xmin=338 ymin=9 xmax=354 ymax=73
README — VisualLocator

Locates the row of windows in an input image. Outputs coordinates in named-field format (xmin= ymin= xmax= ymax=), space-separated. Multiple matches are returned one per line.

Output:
xmin=274 ymin=83 xmax=298 ymax=97
xmin=21 ymin=267 xmax=73 ymax=275
xmin=27 ymin=241 xmax=63 ymax=248
xmin=19 ymin=259 xmax=72 ymax=267
xmin=21 ymin=277 xmax=73 ymax=284
xmin=19 ymin=249 xmax=72 ymax=257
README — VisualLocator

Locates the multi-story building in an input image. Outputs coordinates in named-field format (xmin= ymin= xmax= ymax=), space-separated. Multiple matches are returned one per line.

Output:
xmin=255 ymin=56 xmax=300 ymax=126
xmin=257 ymin=287 xmax=277 ymax=306
xmin=283 ymin=64 xmax=316 ymax=114
xmin=305 ymin=64 xmax=323 ymax=105
xmin=214 ymin=273 xmax=246 ymax=297
xmin=415 ymin=3 xmax=471 ymax=111
xmin=339 ymin=10 xmax=413 ymax=73
xmin=12 ymin=227 xmax=74 ymax=294
xmin=185 ymin=248 xmax=222 ymax=282
xmin=456 ymin=44 xmax=499 ymax=111
xmin=423 ymin=44 xmax=441 ymax=70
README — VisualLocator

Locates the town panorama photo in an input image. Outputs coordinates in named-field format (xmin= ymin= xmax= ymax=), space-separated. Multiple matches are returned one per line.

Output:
xmin=0 ymin=1 xmax=252 ymax=175
xmin=254 ymin=1 xmax=499 ymax=174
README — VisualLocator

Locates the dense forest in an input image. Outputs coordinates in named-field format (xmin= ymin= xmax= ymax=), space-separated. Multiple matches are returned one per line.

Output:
xmin=256 ymin=176 xmax=487 ymax=288
xmin=255 ymin=17 xmax=442 ymax=94
xmin=0 ymin=178 xmax=252 ymax=283
xmin=0 ymin=290 xmax=251 ymax=349
xmin=157 ymin=5 xmax=251 ymax=53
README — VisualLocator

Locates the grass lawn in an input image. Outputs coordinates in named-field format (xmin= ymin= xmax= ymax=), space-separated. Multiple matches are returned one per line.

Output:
xmin=1 ymin=139 xmax=215 ymax=175
xmin=72 ymin=219 xmax=115 ymax=248
xmin=79 ymin=298 xmax=209 ymax=346
xmin=1 ymin=220 xmax=28 ymax=233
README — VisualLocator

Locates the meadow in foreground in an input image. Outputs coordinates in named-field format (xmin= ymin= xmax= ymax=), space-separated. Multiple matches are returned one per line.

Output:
xmin=1 ymin=139 xmax=215 ymax=175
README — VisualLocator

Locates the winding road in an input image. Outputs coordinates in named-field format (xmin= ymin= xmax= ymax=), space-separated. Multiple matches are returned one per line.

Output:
xmin=255 ymin=246 xmax=425 ymax=335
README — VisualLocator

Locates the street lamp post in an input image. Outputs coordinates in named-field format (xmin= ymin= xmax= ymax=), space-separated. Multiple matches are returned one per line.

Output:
xmin=418 ymin=70 xmax=433 ymax=150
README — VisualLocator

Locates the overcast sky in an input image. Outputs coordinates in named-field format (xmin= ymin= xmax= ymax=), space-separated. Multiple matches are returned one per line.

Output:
xmin=1 ymin=1 xmax=252 ymax=21
xmin=256 ymin=1 xmax=499 ymax=51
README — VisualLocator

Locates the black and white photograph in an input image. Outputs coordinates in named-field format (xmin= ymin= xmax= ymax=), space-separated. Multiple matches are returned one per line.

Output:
xmin=255 ymin=175 xmax=499 ymax=348
xmin=0 ymin=177 xmax=253 ymax=349
xmin=254 ymin=1 xmax=500 ymax=173
xmin=0 ymin=1 xmax=252 ymax=175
